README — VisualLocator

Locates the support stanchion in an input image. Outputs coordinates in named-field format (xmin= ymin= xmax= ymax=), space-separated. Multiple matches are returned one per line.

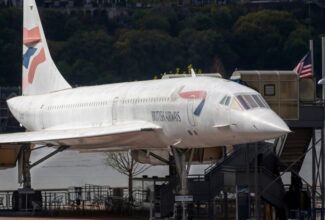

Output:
xmin=321 ymin=36 xmax=325 ymax=220
xmin=312 ymin=129 xmax=316 ymax=220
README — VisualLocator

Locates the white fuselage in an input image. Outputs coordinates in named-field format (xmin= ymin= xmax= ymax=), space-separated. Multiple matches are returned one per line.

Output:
xmin=7 ymin=77 xmax=289 ymax=149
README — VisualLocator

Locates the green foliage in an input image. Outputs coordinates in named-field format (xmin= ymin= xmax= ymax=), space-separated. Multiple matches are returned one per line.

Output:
xmin=41 ymin=9 xmax=70 ymax=40
xmin=283 ymin=26 xmax=310 ymax=66
xmin=179 ymin=29 xmax=220 ymax=70
xmin=136 ymin=13 xmax=170 ymax=32
xmin=0 ymin=5 xmax=324 ymax=87
xmin=0 ymin=8 xmax=21 ymax=86
xmin=232 ymin=10 xmax=310 ymax=69
xmin=113 ymin=29 xmax=182 ymax=80
xmin=59 ymin=30 xmax=115 ymax=85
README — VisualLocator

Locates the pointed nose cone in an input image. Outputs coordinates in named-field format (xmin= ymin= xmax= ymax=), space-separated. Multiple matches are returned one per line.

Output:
xmin=251 ymin=110 xmax=291 ymax=139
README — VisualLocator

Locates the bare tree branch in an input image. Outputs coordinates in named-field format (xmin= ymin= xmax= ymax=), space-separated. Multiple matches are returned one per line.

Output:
xmin=105 ymin=150 xmax=151 ymax=202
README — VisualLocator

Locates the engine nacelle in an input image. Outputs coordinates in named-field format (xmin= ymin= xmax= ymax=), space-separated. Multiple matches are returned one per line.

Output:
xmin=0 ymin=145 xmax=21 ymax=170
xmin=131 ymin=149 xmax=169 ymax=165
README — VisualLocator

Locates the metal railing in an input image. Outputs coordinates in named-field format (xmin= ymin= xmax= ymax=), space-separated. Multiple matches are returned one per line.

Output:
xmin=204 ymin=147 xmax=237 ymax=175
xmin=0 ymin=184 xmax=150 ymax=213
xmin=0 ymin=191 xmax=13 ymax=210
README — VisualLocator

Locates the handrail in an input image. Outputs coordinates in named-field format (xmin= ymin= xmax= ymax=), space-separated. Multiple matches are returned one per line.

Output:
xmin=204 ymin=147 xmax=238 ymax=175
xmin=259 ymin=144 xmax=323 ymax=198
xmin=275 ymin=134 xmax=288 ymax=157
xmin=205 ymin=143 xmax=274 ymax=176
xmin=300 ymin=99 xmax=325 ymax=106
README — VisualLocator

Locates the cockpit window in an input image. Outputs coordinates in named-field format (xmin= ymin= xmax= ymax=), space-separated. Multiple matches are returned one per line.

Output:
xmin=225 ymin=96 xmax=231 ymax=106
xmin=236 ymin=94 xmax=269 ymax=110
xmin=236 ymin=95 xmax=250 ymax=110
xmin=258 ymin=95 xmax=270 ymax=108
xmin=220 ymin=96 xmax=227 ymax=105
xmin=252 ymin=94 xmax=265 ymax=108
xmin=243 ymin=95 xmax=258 ymax=108
xmin=220 ymin=96 xmax=231 ymax=106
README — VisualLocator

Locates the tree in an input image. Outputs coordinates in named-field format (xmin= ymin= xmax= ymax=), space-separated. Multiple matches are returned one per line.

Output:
xmin=112 ymin=29 xmax=182 ymax=80
xmin=105 ymin=151 xmax=150 ymax=202
xmin=136 ymin=13 xmax=170 ymax=32
xmin=179 ymin=28 xmax=226 ymax=72
xmin=58 ymin=30 xmax=115 ymax=85
xmin=232 ymin=10 xmax=302 ymax=70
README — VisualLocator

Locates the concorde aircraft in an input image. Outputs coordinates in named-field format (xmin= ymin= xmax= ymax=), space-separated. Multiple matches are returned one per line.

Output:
xmin=0 ymin=0 xmax=290 ymax=154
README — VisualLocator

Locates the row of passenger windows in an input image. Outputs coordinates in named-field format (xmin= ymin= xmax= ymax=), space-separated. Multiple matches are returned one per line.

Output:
xmin=47 ymin=101 xmax=109 ymax=110
xmin=220 ymin=94 xmax=269 ymax=110
xmin=45 ymin=97 xmax=171 ymax=110
xmin=121 ymin=97 xmax=170 ymax=104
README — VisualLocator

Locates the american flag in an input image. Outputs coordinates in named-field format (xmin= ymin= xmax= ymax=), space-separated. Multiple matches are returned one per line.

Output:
xmin=293 ymin=52 xmax=313 ymax=78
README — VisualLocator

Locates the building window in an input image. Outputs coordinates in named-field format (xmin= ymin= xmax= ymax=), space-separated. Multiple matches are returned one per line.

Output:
xmin=264 ymin=84 xmax=275 ymax=96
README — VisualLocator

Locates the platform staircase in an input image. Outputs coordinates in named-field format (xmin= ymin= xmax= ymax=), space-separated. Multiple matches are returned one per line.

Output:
xmin=204 ymin=143 xmax=285 ymax=209
xmin=276 ymin=128 xmax=313 ymax=172
xmin=152 ymin=143 xmax=286 ymax=219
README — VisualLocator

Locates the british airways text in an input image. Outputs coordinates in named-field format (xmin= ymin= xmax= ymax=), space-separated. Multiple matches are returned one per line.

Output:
xmin=151 ymin=111 xmax=181 ymax=122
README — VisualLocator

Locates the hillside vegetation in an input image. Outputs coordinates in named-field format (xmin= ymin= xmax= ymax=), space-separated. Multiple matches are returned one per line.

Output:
xmin=0 ymin=4 xmax=324 ymax=86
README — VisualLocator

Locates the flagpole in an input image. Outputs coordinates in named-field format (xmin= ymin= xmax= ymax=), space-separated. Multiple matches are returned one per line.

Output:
xmin=322 ymin=37 xmax=325 ymax=99
xmin=310 ymin=40 xmax=314 ymax=78
xmin=310 ymin=39 xmax=315 ymax=103
xmin=321 ymin=36 xmax=325 ymax=220
xmin=309 ymin=38 xmax=316 ymax=220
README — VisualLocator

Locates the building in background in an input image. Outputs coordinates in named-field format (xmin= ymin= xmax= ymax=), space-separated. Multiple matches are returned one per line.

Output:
xmin=0 ymin=0 xmax=20 ymax=6
xmin=1 ymin=0 xmax=324 ymax=11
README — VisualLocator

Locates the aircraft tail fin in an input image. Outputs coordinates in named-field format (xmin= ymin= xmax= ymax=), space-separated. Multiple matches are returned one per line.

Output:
xmin=22 ymin=0 xmax=71 ymax=96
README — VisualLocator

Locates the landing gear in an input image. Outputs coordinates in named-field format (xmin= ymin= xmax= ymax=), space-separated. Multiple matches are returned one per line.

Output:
xmin=18 ymin=145 xmax=32 ymax=189
xmin=12 ymin=144 xmax=69 ymax=211
xmin=17 ymin=145 xmax=69 ymax=189
xmin=171 ymin=147 xmax=194 ymax=220
xmin=13 ymin=144 xmax=35 ymax=211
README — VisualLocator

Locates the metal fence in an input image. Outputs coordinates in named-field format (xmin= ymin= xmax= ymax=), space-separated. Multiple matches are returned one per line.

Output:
xmin=0 ymin=184 xmax=149 ymax=213
xmin=0 ymin=191 xmax=12 ymax=210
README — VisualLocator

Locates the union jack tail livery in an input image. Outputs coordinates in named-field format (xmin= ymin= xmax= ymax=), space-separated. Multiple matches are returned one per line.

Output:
xmin=23 ymin=0 xmax=71 ymax=96
xmin=293 ymin=52 xmax=313 ymax=79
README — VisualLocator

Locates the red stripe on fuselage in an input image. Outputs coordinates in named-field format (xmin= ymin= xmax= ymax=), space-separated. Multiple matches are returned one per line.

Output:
xmin=28 ymin=48 xmax=46 ymax=83
xmin=179 ymin=91 xmax=207 ymax=99
xmin=23 ymin=27 xmax=41 ymax=45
